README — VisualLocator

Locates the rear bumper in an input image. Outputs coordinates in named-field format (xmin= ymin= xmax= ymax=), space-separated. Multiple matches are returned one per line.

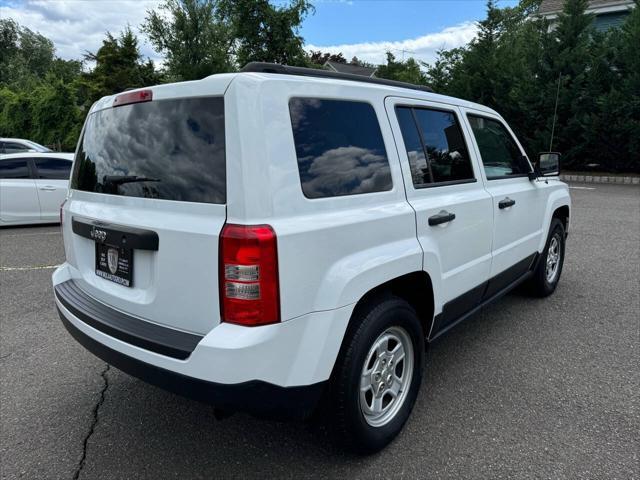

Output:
xmin=53 ymin=264 xmax=353 ymax=418
xmin=58 ymin=309 xmax=324 ymax=419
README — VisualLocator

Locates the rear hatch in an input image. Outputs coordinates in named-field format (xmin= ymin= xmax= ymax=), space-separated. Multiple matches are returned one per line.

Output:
xmin=63 ymin=87 xmax=228 ymax=335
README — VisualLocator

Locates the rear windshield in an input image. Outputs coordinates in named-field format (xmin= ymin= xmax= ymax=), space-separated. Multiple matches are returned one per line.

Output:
xmin=72 ymin=97 xmax=226 ymax=204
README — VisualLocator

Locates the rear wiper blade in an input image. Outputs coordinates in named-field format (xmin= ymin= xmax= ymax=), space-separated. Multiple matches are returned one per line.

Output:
xmin=102 ymin=175 xmax=160 ymax=185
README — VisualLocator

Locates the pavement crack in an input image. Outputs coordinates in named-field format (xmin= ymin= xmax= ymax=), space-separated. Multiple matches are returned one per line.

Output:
xmin=73 ymin=364 xmax=110 ymax=480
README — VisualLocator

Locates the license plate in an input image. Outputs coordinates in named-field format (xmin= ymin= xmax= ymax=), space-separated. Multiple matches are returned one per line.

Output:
xmin=95 ymin=243 xmax=133 ymax=287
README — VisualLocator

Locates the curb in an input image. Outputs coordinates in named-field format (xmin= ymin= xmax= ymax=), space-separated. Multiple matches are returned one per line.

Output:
xmin=560 ymin=174 xmax=639 ymax=185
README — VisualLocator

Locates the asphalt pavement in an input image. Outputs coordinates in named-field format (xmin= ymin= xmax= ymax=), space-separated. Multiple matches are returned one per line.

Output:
xmin=1 ymin=183 xmax=638 ymax=479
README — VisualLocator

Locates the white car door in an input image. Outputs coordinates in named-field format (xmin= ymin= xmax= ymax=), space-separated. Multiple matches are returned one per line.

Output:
xmin=32 ymin=157 xmax=71 ymax=221
xmin=385 ymin=98 xmax=494 ymax=337
xmin=461 ymin=109 xmax=547 ymax=294
xmin=0 ymin=158 xmax=41 ymax=224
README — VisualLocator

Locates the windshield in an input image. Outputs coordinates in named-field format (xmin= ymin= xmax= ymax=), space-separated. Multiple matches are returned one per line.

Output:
xmin=71 ymin=96 xmax=226 ymax=204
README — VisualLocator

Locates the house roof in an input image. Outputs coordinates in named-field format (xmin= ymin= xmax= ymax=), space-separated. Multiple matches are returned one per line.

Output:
xmin=539 ymin=0 xmax=635 ymax=15
xmin=324 ymin=60 xmax=377 ymax=78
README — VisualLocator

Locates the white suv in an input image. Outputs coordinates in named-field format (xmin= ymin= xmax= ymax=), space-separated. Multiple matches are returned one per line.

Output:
xmin=53 ymin=63 xmax=570 ymax=452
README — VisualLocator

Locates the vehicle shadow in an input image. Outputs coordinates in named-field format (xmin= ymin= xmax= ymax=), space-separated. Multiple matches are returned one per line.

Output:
xmin=73 ymin=289 xmax=551 ymax=479
xmin=0 ymin=222 xmax=60 ymax=231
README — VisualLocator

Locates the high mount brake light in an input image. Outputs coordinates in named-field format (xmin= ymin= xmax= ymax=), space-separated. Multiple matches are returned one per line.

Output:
xmin=219 ymin=224 xmax=280 ymax=326
xmin=113 ymin=90 xmax=153 ymax=107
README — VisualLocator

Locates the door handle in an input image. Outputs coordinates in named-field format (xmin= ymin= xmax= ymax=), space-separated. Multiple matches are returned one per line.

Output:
xmin=428 ymin=210 xmax=456 ymax=226
xmin=498 ymin=197 xmax=516 ymax=209
xmin=39 ymin=186 xmax=56 ymax=191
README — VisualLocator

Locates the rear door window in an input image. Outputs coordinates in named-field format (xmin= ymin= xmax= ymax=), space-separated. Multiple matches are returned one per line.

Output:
xmin=34 ymin=158 xmax=72 ymax=180
xmin=395 ymin=107 xmax=430 ymax=186
xmin=0 ymin=159 xmax=31 ymax=179
xmin=24 ymin=140 xmax=51 ymax=152
xmin=2 ymin=142 xmax=30 ymax=154
xmin=289 ymin=98 xmax=392 ymax=199
xmin=396 ymin=106 xmax=474 ymax=187
xmin=72 ymin=97 xmax=226 ymax=204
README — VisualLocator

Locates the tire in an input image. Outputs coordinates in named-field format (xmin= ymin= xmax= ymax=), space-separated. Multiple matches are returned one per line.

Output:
xmin=526 ymin=218 xmax=566 ymax=297
xmin=329 ymin=295 xmax=424 ymax=453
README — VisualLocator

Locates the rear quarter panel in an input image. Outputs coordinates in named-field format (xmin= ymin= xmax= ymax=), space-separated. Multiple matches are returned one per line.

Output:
xmin=224 ymin=74 xmax=423 ymax=321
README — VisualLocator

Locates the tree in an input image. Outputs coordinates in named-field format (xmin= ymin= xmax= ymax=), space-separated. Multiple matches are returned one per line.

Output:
xmin=421 ymin=0 xmax=640 ymax=172
xmin=581 ymin=1 xmax=640 ymax=172
xmin=615 ymin=0 xmax=640 ymax=168
xmin=0 ymin=19 xmax=81 ymax=148
xmin=0 ymin=19 xmax=20 ymax=84
xmin=350 ymin=56 xmax=375 ymax=67
xmin=17 ymin=24 xmax=55 ymax=79
xmin=0 ymin=18 xmax=55 ymax=86
xmin=308 ymin=50 xmax=346 ymax=66
xmin=219 ymin=0 xmax=313 ymax=67
xmin=480 ymin=1 xmax=550 ymax=157
xmin=143 ymin=0 xmax=313 ymax=80
xmin=375 ymin=52 xmax=427 ymax=85
xmin=0 ymin=86 xmax=33 ymax=137
xmin=31 ymin=78 xmax=81 ymax=148
xmin=0 ymin=77 xmax=81 ymax=149
xmin=142 ymin=0 xmax=232 ymax=81
xmin=424 ymin=47 xmax=466 ymax=94
xmin=48 ymin=58 xmax=83 ymax=84
xmin=1 ymin=1 xmax=637 ymax=172
xmin=80 ymin=27 xmax=162 ymax=106
xmin=451 ymin=0 xmax=504 ymax=107
xmin=541 ymin=0 xmax=594 ymax=166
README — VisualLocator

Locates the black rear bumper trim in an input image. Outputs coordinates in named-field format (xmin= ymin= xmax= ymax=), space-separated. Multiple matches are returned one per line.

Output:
xmin=57 ymin=308 xmax=326 ymax=419
xmin=54 ymin=280 xmax=202 ymax=359
xmin=72 ymin=216 xmax=159 ymax=251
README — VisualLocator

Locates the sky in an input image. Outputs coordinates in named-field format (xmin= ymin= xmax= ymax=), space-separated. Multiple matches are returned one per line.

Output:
xmin=0 ymin=0 xmax=519 ymax=66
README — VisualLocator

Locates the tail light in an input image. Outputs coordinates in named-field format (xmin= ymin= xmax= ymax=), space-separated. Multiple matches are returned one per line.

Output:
xmin=220 ymin=224 xmax=280 ymax=326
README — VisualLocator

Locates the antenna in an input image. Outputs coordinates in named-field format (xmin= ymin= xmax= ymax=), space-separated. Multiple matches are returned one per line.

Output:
xmin=549 ymin=73 xmax=562 ymax=152
xmin=398 ymin=48 xmax=414 ymax=61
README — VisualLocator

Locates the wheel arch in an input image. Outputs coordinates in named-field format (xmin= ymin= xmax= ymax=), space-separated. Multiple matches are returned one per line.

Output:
xmin=552 ymin=204 xmax=570 ymax=234
xmin=348 ymin=271 xmax=435 ymax=342
xmin=537 ymin=188 xmax=571 ymax=252
xmin=321 ymin=270 xmax=435 ymax=410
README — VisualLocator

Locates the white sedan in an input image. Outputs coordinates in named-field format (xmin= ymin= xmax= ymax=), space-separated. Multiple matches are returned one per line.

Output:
xmin=0 ymin=152 xmax=74 ymax=225
xmin=0 ymin=137 xmax=52 ymax=154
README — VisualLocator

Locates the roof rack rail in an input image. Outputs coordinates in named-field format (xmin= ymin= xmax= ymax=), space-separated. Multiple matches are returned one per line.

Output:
xmin=241 ymin=62 xmax=434 ymax=93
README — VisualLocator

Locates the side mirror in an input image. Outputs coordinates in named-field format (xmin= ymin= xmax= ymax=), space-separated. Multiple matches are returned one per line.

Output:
xmin=537 ymin=152 xmax=560 ymax=177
